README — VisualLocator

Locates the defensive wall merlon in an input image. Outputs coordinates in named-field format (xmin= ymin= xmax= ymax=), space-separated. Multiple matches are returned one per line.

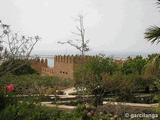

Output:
xmin=29 ymin=55 xmax=98 ymax=66
xmin=29 ymin=55 xmax=126 ymax=67
xmin=54 ymin=55 xmax=98 ymax=64
xmin=28 ymin=58 xmax=48 ymax=67
xmin=28 ymin=55 xmax=126 ymax=79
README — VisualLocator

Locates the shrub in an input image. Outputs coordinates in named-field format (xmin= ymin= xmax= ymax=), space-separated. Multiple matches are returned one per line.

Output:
xmin=121 ymin=56 xmax=147 ymax=75
xmin=0 ymin=87 xmax=18 ymax=112
xmin=73 ymin=104 xmax=88 ymax=120
xmin=0 ymin=74 xmax=72 ymax=95
xmin=0 ymin=101 xmax=72 ymax=120
xmin=74 ymin=57 xmax=119 ymax=106
xmin=92 ymin=115 xmax=109 ymax=120
xmin=0 ymin=59 xmax=38 ymax=76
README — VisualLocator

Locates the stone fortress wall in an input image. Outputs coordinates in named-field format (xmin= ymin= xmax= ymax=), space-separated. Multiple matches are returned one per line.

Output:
xmin=29 ymin=55 xmax=126 ymax=80
xmin=30 ymin=55 xmax=97 ymax=79
xmin=29 ymin=58 xmax=48 ymax=73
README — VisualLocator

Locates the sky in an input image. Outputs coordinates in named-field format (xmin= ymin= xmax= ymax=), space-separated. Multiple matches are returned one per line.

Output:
xmin=0 ymin=0 xmax=160 ymax=55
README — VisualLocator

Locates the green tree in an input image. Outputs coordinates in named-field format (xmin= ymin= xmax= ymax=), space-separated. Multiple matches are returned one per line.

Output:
xmin=74 ymin=57 xmax=120 ymax=106
xmin=121 ymin=55 xmax=159 ymax=93
xmin=143 ymin=0 xmax=160 ymax=94
xmin=121 ymin=56 xmax=147 ymax=75
xmin=147 ymin=54 xmax=159 ymax=61
xmin=143 ymin=55 xmax=160 ymax=92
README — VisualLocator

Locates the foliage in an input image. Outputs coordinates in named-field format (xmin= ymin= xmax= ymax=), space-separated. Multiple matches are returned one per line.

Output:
xmin=0 ymin=88 xmax=17 ymax=112
xmin=95 ymin=103 xmax=157 ymax=119
xmin=145 ymin=26 xmax=160 ymax=44
xmin=0 ymin=59 xmax=38 ymax=76
xmin=92 ymin=115 xmax=109 ymax=120
xmin=142 ymin=55 xmax=160 ymax=93
xmin=73 ymin=104 xmax=88 ymax=120
xmin=143 ymin=0 xmax=160 ymax=103
xmin=125 ymin=74 xmax=155 ymax=93
xmin=0 ymin=20 xmax=40 ymax=76
xmin=143 ymin=55 xmax=160 ymax=77
xmin=0 ymin=74 xmax=72 ymax=95
xmin=121 ymin=56 xmax=147 ymax=75
xmin=144 ymin=1 xmax=160 ymax=45
xmin=74 ymin=57 xmax=120 ymax=106
xmin=0 ymin=101 xmax=72 ymax=120
xmin=75 ymin=57 xmax=119 ymax=85
xmin=0 ymin=76 xmax=72 ymax=120
xmin=147 ymin=54 xmax=159 ymax=61
xmin=104 ymin=73 xmax=133 ymax=102
xmin=120 ymin=56 xmax=157 ymax=93
xmin=74 ymin=54 xmax=160 ymax=105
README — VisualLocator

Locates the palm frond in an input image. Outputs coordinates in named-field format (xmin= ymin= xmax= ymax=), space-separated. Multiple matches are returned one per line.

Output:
xmin=144 ymin=26 xmax=160 ymax=44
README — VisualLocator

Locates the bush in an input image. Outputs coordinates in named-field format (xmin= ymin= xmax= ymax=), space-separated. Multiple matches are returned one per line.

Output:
xmin=92 ymin=115 xmax=109 ymax=120
xmin=0 ymin=74 xmax=72 ymax=95
xmin=95 ymin=103 xmax=155 ymax=119
xmin=73 ymin=104 xmax=88 ymax=120
xmin=74 ymin=57 xmax=119 ymax=106
xmin=0 ymin=59 xmax=38 ymax=76
xmin=0 ymin=101 xmax=72 ymax=120
xmin=0 ymin=88 xmax=18 ymax=112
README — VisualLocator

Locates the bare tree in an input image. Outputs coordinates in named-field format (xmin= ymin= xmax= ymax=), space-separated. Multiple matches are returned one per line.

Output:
xmin=58 ymin=15 xmax=90 ymax=103
xmin=58 ymin=15 xmax=89 ymax=56
xmin=0 ymin=20 xmax=40 ymax=76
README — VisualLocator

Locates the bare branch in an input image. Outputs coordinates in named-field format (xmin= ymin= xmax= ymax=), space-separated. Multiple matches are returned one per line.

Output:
xmin=71 ymin=31 xmax=81 ymax=36
xmin=58 ymin=14 xmax=89 ymax=56
xmin=0 ymin=20 xmax=40 ymax=76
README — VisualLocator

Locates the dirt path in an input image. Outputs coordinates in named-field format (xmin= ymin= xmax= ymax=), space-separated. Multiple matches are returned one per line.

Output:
xmin=41 ymin=101 xmax=158 ymax=111
xmin=42 ymin=87 xmax=159 ymax=110
xmin=103 ymin=101 xmax=158 ymax=108
xmin=41 ymin=102 xmax=75 ymax=111
xmin=62 ymin=87 xmax=76 ymax=95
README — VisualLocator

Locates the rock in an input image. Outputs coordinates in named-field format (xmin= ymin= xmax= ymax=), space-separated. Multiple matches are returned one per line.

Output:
xmin=85 ymin=104 xmax=96 ymax=110
xmin=99 ymin=112 xmax=103 ymax=115
xmin=108 ymin=113 xmax=113 ymax=117
xmin=90 ymin=110 xmax=94 ymax=114
xmin=87 ymin=112 xmax=92 ymax=117
xmin=85 ymin=104 xmax=90 ymax=109
xmin=94 ymin=112 xmax=97 ymax=116
xmin=110 ymin=117 xmax=114 ymax=120
xmin=113 ymin=115 xmax=118 ymax=119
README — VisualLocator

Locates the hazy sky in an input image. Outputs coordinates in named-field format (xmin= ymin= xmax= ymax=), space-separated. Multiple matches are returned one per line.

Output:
xmin=1 ymin=0 xmax=160 ymax=55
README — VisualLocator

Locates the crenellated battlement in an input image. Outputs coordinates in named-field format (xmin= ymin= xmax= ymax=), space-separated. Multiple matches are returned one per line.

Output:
xmin=54 ymin=55 xmax=74 ymax=63
xmin=29 ymin=58 xmax=48 ymax=67
xmin=30 ymin=55 xmax=98 ymax=79
xmin=29 ymin=58 xmax=48 ymax=73
xmin=54 ymin=55 xmax=97 ymax=64
xmin=29 ymin=55 xmax=126 ymax=80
